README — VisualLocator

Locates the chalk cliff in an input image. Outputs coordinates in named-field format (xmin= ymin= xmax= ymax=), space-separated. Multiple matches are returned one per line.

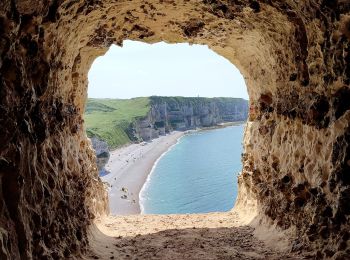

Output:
xmin=90 ymin=137 xmax=110 ymax=174
xmin=133 ymin=96 xmax=248 ymax=141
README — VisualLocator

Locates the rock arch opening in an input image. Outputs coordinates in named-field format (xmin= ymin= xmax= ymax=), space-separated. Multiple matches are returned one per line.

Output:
xmin=85 ymin=40 xmax=249 ymax=215
xmin=0 ymin=0 xmax=349 ymax=258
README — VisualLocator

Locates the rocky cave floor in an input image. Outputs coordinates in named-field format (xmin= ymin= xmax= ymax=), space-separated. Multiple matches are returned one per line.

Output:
xmin=87 ymin=212 xmax=307 ymax=260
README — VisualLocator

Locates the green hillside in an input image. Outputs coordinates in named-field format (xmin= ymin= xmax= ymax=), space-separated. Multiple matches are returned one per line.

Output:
xmin=149 ymin=96 xmax=247 ymax=108
xmin=84 ymin=97 xmax=150 ymax=148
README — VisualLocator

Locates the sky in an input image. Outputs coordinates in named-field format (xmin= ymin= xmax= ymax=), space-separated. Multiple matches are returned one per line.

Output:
xmin=88 ymin=40 xmax=248 ymax=99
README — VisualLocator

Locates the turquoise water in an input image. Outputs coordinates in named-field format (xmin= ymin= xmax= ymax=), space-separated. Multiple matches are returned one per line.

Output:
xmin=140 ymin=124 xmax=245 ymax=214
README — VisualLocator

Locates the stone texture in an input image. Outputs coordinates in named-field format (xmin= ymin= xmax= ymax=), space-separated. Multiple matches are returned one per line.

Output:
xmin=90 ymin=137 xmax=110 ymax=173
xmin=135 ymin=97 xmax=248 ymax=141
xmin=0 ymin=0 xmax=349 ymax=258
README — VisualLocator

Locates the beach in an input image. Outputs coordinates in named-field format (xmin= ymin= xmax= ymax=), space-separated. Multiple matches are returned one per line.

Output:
xmin=89 ymin=125 xmax=295 ymax=259
xmin=101 ymin=131 xmax=185 ymax=215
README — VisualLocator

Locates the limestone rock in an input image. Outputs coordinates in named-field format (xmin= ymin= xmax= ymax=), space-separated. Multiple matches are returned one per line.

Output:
xmin=90 ymin=136 xmax=110 ymax=174
xmin=134 ymin=97 xmax=248 ymax=141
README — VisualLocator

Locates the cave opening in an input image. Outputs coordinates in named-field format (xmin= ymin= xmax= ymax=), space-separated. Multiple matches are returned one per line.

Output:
xmin=1 ymin=0 xmax=349 ymax=258
xmin=85 ymin=40 xmax=249 ymax=215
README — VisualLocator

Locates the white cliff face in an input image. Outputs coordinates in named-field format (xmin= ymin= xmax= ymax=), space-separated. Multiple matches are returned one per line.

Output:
xmin=135 ymin=97 xmax=249 ymax=140
xmin=90 ymin=137 xmax=109 ymax=156
xmin=90 ymin=137 xmax=110 ymax=172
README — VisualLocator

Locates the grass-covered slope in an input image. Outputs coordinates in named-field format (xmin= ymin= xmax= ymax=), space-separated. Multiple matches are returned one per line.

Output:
xmin=150 ymin=96 xmax=247 ymax=109
xmin=84 ymin=98 xmax=150 ymax=148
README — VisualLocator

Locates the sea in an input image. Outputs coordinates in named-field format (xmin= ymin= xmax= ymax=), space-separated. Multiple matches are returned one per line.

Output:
xmin=139 ymin=124 xmax=245 ymax=214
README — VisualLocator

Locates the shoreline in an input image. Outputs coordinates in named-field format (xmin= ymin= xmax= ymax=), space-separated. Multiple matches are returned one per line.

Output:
xmin=101 ymin=122 xmax=245 ymax=215
xmin=138 ymin=135 xmax=184 ymax=214
xmin=101 ymin=131 xmax=185 ymax=215
xmin=198 ymin=121 xmax=246 ymax=131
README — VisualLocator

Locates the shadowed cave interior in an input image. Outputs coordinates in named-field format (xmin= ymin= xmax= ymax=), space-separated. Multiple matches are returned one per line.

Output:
xmin=0 ymin=0 xmax=350 ymax=259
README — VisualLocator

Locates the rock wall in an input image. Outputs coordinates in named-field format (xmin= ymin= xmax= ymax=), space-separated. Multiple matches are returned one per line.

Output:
xmin=135 ymin=96 xmax=248 ymax=141
xmin=90 ymin=137 xmax=110 ymax=174
xmin=0 ymin=0 xmax=349 ymax=258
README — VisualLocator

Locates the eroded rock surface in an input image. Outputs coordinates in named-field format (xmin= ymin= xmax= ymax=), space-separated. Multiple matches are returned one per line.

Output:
xmin=135 ymin=96 xmax=248 ymax=140
xmin=0 ymin=0 xmax=349 ymax=259
xmin=90 ymin=137 xmax=110 ymax=174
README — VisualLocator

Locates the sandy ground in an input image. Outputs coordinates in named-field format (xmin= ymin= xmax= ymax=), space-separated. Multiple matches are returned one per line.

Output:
xmin=87 ymin=212 xmax=304 ymax=260
xmin=101 ymin=131 xmax=185 ymax=215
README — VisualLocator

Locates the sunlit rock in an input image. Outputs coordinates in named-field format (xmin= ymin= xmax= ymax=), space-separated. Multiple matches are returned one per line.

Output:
xmin=0 ymin=0 xmax=349 ymax=258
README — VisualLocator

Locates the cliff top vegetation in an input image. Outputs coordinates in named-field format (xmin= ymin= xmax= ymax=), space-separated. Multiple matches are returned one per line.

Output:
xmin=85 ymin=97 xmax=150 ymax=148
xmin=85 ymin=96 xmax=248 ymax=148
